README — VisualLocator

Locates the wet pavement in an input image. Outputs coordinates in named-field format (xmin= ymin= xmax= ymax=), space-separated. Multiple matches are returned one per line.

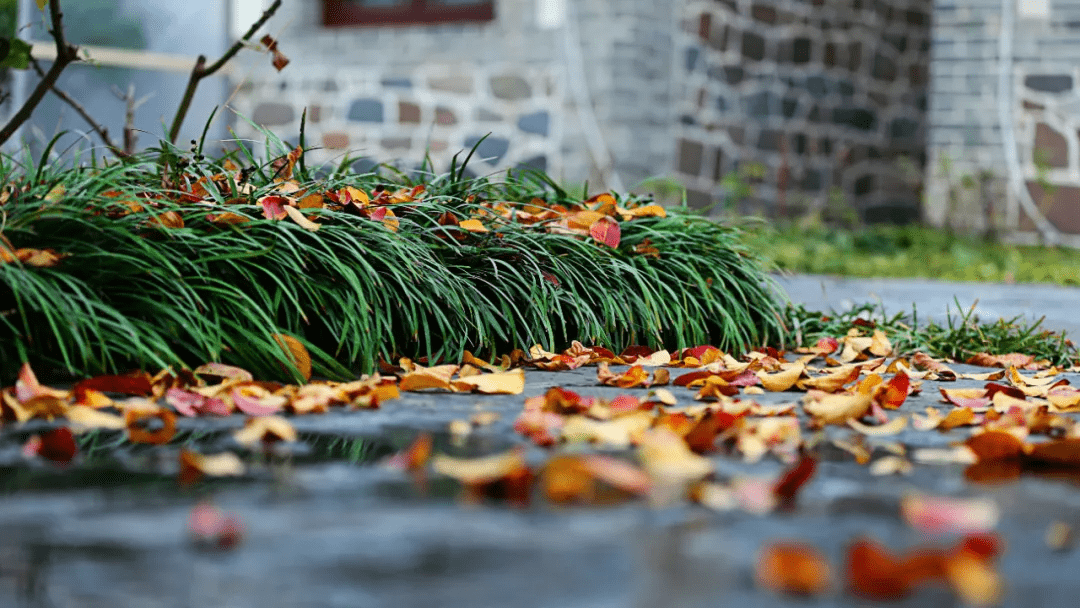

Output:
xmin=2 ymin=275 xmax=1080 ymax=608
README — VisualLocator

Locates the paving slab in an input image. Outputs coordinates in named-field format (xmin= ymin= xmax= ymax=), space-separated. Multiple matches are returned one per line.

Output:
xmin=1 ymin=275 xmax=1080 ymax=607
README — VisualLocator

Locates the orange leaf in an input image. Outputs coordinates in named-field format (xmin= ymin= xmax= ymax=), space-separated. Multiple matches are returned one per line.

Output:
xmin=875 ymin=372 xmax=910 ymax=409
xmin=846 ymin=538 xmax=913 ymax=600
xmin=589 ymin=216 xmax=620 ymax=248
xmin=125 ymin=403 xmax=177 ymax=444
xmin=965 ymin=430 xmax=1024 ymax=461
xmin=756 ymin=542 xmax=832 ymax=596
xmin=273 ymin=333 xmax=312 ymax=381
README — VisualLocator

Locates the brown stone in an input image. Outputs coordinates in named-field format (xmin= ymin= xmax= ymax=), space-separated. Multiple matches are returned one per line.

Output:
xmin=381 ymin=137 xmax=412 ymax=151
xmin=476 ymin=108 xmax=502 ymax=122
xmin=307 ymin=105 xmax=322 ymax=124
xmin=252 ymin=102 xmax=294 ymax=126
xmin=698 ymin=12 xmax=711 ymax=40
xmin=728 ymin=127 xmax=745 ymax=145
xmin=1034 ymin=123 xmax=1068 ymax=168
xmin=1026 ymin=181 xmax=1080 ymax=234
xmin=399 ymin=102 xmax=421 ymax=124
xmin=429 ymin=140 xmax=449 ymax=152
xmin=678 ymin=138 xmax=704 ymax=176
xmin=435 ymin=107 xmax=457 ymax=125
xmin=429 ymin=75 xmax=473 ymax=94
xmin=1023 ymin=100 xmax=1045 ymax=110
xmin=751 ymin=4 xmax=776 ymax=23
xmin=322 ymin=132 xmax=349 ymax=150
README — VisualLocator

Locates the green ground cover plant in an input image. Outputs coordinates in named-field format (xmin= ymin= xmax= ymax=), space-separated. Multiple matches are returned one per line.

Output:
xmin=0 ymin=134 xmax=788 ymax=383
xmin=746 ymin=223 xmax=1080 ymax=286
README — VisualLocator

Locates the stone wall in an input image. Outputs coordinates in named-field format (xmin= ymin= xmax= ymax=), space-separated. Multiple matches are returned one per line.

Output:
xmin=672 ymin=0 xmax=931 ymax=221
xmin=927 ymin=0 xmax=1080 ymax=246
xmin=230 ymin=0 xmax=569 ymax=180
xmin=230 ymin=0 xmax=932 ymax=225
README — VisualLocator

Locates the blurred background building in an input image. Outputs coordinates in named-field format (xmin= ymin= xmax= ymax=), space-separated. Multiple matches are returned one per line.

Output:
xmin=3 ymin=0 xmax=1080 ymax=246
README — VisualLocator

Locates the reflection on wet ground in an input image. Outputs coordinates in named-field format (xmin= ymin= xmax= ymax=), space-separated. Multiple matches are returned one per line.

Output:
xmin=2 ymin=363 xmax=1080 ymax=607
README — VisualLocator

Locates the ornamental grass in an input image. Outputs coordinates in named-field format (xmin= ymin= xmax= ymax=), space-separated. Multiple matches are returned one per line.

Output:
xmin=0 ymin=133 xmax=787 ymax=382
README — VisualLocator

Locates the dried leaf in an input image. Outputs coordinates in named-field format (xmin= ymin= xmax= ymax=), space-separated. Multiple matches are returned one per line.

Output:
xmin=189 ymin=502 xmax=244 ymax=550
xmin=757 ymin=363 xmax=804 ymax=392
xmin=283 ymin=204 xmax=320 ymax=231
xmin=179 ymin=449 xmax=245 ymax=485
xmin=901 ymin=494 xmax=1000 ymax=535
xmin=589 ymin=216 xmax=620 ymax=248
xmin=847 ymin=415 xmax=908 ymax=436
xmin=756 ymin=542 xmax=832 ymax=596
xmin=452 ymin=368 xmax=525 ymax=394
xmin=802 ymin=391 xmax=872 ymax=425
xmin=233 ymin=415 xmax=297 ymax=446
xmin=273 ymin=333 xmax=312 ymax=381
xmin=124 ymin=403 xmax=177 ymax=444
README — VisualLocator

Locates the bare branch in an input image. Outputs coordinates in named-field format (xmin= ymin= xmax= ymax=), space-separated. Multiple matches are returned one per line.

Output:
xmin=168 ymin=0 xmax=282 ymax=144
xmin=31 ymin=56 xmax=127 ymax=157
xmin=0 ymin=0 xmax=81 ymax=146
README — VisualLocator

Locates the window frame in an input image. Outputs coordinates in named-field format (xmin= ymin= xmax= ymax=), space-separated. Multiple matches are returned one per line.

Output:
xmin=322 ymin=0 xmax=495 ymax=27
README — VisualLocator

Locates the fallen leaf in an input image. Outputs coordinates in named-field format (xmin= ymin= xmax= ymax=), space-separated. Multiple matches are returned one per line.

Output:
xmin=189 ymin=502 xmax=244 ymax=550
xmin=847 ymin=415 xmax=908 ymax=436
xmin=901 ymin=494 xmax=1000 ymax=535
xmin=124 ymin=402 xmax=177 ymax=444
xmin=273 ymin=333 xmax=312 ymax=381
xmin=283 ymin=204 xmax=320 ymax=231
xmin=589 ymin=216 xmax=620 ymax=248
xmin=179 ymin=449 xmax=245 ymax=485
xmin=756 ymin=542 xmax=832 ymax=596
xmin=802 ymin=391 xmax=872 ymax=425
xmin=233 ymin=415 xmax=297 ymax=446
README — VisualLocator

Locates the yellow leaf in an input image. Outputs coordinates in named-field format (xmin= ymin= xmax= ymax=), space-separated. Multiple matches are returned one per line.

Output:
xmin=847 ymin=415 xmax=908 ymax=436
xmin=283 ymin=204 xmax=320 ymax=231
xmin=802 ymin=391 xmax=872 ymax=424
xmin=458 ymin=218 xmax=489 ymax=233
xmin=233 ymin=415 xmax=297 ymax=446
xmin=452 ymin=368 xmax=524 ymax=394
xmin=36 ymin=0 xmax=47 ymax=10
xmin=399 ymin=365 xmax=459 ymax=392
xmin=66 ymin=405 xmax=125 ymax=431
xmin=757 ymin=363 xmax=804 ymax=391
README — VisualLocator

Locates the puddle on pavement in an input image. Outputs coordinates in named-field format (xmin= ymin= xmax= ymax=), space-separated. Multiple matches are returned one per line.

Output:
xmin=0 ymin=421 xmax=517 ymax=498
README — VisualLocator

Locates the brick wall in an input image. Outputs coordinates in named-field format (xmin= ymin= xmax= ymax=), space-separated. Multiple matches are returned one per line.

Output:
xmin=230 ymin=0 xmax=932 ymax=226
xmin=673 ymin=0 xmax=931 ymax=221
xmin=927 ymin=0 xmax=1080 ymax=245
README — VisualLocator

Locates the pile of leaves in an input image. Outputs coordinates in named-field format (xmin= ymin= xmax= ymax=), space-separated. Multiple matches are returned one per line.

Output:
xmin=0 ymin=140 xmax=785 ymax=382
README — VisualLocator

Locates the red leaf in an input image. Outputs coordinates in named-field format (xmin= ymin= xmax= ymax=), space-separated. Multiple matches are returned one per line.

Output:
xmin=259 ymin=195 xmax=289 ymax=220
xmin=73 ymin=374 xmax=152 ymax=398
xmin=37 ymin=427 xmax=77 ymax=464
xmin=774 ymin=454 xmax=817 ymax=503
xmin=589 ymin=216 xmax=620 ymax=248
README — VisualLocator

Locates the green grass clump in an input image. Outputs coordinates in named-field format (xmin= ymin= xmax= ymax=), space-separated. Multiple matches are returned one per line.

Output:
xmin=746 ymin=223 xmax=1080 ymax=286
xmin=0 ymin=137 xmax=787 ymax=382
xmin=785 ymin=301 xmax=1079 ymax=367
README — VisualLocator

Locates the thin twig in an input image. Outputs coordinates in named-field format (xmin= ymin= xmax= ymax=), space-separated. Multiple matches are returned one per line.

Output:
xmin=168 ymin=0 xmax=282 ymax=144
xmin=0 ymin=0 xmax=80 ymax=145
xmin=30 ymin=56 xmax=127 ymax=157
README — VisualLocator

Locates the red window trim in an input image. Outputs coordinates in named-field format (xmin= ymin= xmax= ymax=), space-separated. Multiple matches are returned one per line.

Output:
xmin=323 ymin=0 xmax=495 ymax=27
